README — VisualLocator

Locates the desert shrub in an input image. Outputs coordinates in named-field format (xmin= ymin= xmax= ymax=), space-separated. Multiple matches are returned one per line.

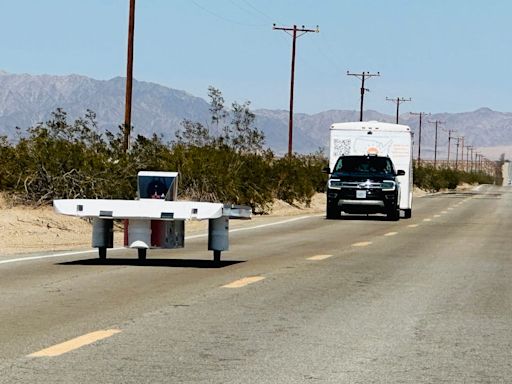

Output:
xmin=0 ymin=110 xmax=138 ymax=203
xmin=413 ymin=163 xmax=495 ymax=192
xmin=438 ymin=168 xmax=460 ymax=190
xmin=0 ymin=135 xmax=18 ymax=190
xmin=272 ymin=153 xmax=328 ymax=206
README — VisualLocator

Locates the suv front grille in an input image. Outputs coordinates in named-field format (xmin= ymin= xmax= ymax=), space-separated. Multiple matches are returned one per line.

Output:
xmin=339 ymin=181 xmax=383 ymax=189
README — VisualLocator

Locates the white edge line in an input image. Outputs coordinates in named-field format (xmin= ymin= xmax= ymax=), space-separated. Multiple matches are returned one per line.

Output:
xmin=229 ymin=215 xmax=312 ymax=233
xmin=0 ymin=248 xmax=123 ymax=265
xmin=186 ymin=215 xmax=313 ymax=239
xmin=1 ymin=215 xmax=314 ymax=266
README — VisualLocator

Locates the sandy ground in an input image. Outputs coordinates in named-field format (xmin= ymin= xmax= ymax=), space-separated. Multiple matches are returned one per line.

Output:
xmin=0 ymin=194 xmax=327 ymax=256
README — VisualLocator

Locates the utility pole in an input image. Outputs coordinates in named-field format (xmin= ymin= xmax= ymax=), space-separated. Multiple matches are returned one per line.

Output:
xmin=273 ymin=24 xmax=319 ymax=156
xmin=466 ymin=145 xmax=472 ymax=171
xmin=410 ymin=112 xmax=429 ymax=165
xmin=386 ymin=97 xmax=411 ymax=124
xmin=429 ymin=120 xmax=444 ymax=168
xmin=123 ymin=0 xmax=136 ymax=153
xmin=470 ymin=146 xmax=475 ymax=172
xmin=460 ymin=137 xmax=465 ymax=171
xmin=447 ymin=129 xmax=456 ymax=167
xmin=455 ymin=137 xmax=460 ymax=169
xmin=347 ymin=71 xmax=380 ymax=122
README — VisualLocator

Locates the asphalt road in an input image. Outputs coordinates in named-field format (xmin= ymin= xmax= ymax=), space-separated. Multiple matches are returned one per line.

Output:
xmin=1 ymin=185 xmax=511 ymax=383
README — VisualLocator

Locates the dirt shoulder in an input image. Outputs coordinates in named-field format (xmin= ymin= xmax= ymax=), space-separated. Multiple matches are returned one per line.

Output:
xmin=0 ymin=194 xmax=327 ymax=256
xmin=0 ymin=186 xmax=475 ymax=256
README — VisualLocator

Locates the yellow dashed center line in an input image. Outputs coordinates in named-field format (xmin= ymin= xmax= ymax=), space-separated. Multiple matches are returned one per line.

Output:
xmin=407 ymin=224 xmax=419 ymax=228
xmin=307 ymin=254 xmax=333 ymax=261
xmin=352 ymin=241 xmax=372 ymax=247
xmin=441 ymin=211 xmax=448 ymax=214
xmin=28 ymin=329 xmax=122 ymax=357
xmin=423 ymin=218 xmax=432 ymax=222
xmin=433 ymin=214 xmax=441 ymax=218
xmin=222 ymin=276 xmax=265 ymax=288
xmin=384 ymin=232 xmax=398 ymax=237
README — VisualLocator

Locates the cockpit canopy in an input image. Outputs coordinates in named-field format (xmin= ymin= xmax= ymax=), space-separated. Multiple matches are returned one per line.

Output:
xmin=137 ymin=171 xmax=178 ymax=201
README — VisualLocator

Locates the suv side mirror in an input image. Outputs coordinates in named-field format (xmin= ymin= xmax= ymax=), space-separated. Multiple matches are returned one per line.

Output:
xmin=322 ymin=166 xmax=331 ymax=174
xmin=396 ymin=170 xmax=406 ymax=176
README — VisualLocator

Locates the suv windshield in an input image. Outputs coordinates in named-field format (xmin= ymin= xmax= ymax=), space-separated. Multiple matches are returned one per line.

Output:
xmin=334 ymin=156 xmax=395 ymax=174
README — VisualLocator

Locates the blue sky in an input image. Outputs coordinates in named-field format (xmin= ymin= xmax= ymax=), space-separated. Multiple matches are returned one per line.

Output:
xmin=1 ymin=0 xmax=511 ymax=115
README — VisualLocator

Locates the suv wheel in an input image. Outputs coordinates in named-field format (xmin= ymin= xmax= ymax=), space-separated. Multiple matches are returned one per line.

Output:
xmin=326 ymin=204 xmax=338 ymax=219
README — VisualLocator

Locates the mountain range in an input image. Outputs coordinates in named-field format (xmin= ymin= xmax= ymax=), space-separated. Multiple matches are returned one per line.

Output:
xmin=1 ymin=70 xmax=511 ymax=160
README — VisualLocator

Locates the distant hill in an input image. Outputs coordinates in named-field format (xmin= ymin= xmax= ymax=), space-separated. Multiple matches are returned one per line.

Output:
xmin=0 ymin=71 xmax=210 ymax=140
xmin=1 ymin=71 xmax=511 ymax=159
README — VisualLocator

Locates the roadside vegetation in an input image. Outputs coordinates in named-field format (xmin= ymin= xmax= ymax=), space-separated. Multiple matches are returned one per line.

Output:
xmin=413 ymin=163 xmax=496 ymax=192
xmin=0 ymin=88 xmax=326 ymax=213
xmin=0 ymin=87 xmax=499 ymax=210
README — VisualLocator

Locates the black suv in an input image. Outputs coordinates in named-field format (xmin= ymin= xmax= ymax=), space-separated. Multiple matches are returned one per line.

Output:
xmin=323 ymin=155 xmax=405 ymax=220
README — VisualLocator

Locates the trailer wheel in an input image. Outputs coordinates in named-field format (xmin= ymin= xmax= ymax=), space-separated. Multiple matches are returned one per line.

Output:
xmin=138 ymin=248 xmax=147 ymax=260
xmin=213 ymin=250 xmax=221 ymax=263
xmin=99 ymin=247 xmax=107 ymax=259
xmin=387 ymin=206 xmax=400 ymax=221
xmin=404 ymin=209 xmax=412 ymax=219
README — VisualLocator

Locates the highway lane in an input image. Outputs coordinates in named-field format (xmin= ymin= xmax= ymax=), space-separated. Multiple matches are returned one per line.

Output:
xmin=1 ymin=185 xmax=512 ymax=382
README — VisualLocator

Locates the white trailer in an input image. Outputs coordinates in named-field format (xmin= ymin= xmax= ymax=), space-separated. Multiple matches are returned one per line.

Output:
xmin=328 ymin=121 xmax=413 ymax=217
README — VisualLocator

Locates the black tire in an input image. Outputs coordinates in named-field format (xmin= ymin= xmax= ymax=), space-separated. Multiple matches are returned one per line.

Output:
xmin=387 ymin=206 xmax=400 ymax=221
xmin=138 ymin=248 xmax=147 ymax=260
xmin=326 ymin=204 xmax=338 ymax=220
xmin=213 ymin=250 xmax=221 ymax=263
xmin=98 ymin=247 xmax=107 ymax=259
xmin=404 ymin=209 xmax=412 ymax=219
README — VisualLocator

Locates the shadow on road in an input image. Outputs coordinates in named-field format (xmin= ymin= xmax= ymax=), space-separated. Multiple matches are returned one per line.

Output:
xmin=58 ymin=258 xmax=244 ymax=268
xmin=327 ymin=214 xmax=390 ymax=221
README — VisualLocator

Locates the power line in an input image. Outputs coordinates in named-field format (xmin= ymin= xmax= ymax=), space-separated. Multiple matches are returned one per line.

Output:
xmin=273 ymin=24 xmax=319 ymax=156
xmin=386 ymin=97 xmax=412 ymax=124
xmin=190 ymin=0 xmax=267 ymax=27
xmin=239 ymin=0 xmax=275 ymax=22
xmin=347 ymin=71 xmax=380 ymax=122
xmin=313 ymin=41 xmax=345 ymax=75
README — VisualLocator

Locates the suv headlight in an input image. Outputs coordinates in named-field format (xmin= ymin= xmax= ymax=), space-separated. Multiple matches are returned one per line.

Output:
xmin=328 ymin=179 xmax=342 ymax=189
xmin=381 ymin=180 xmax=396 ymax=191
